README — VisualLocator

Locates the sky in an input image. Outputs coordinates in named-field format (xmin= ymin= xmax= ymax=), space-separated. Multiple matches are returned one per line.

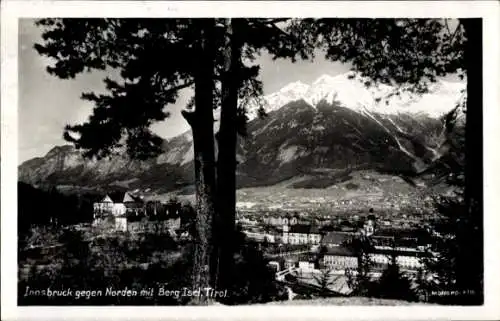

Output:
xmin=19 ymin=19 xmax=352 ymax=164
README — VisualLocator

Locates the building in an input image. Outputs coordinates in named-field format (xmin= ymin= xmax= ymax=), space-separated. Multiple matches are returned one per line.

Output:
xmin=262 ymin=214 xmax=299 ymax=227
xmin=298 ymin=260 xmax=315 ymax=272
xmin=321 ymin=246 xmax=358 ymax=270
xmin=289 ymin=215 xmax=298 ymax=226
xmin=115 ymin=216 xmax=128 ymax=232
xmin=167 ymin=217 xmax=181 ymax=230
xmin=284 ymin=257 xmax=298 ymax=269
xmin=283 ymin=224 xmax=321 ymax=245
xmin=263 ymin=216 xmax=282 ymax=226
xmin=321 ymin=245 xmax=426 ymax=271
xmin=93 ymin=192 xmax=144 ymax=219
xmin=363 ymin=216 xmax=375 ymax=236
xmin=371 ymin=229 xmax=426 ymax=252
xmin=243 ymin=230 xmax=277 ymax=243
xmin=321 ymin=231 xmax=356 ymax=248
xmin=369 ymin=249 xmax=426 ymax=270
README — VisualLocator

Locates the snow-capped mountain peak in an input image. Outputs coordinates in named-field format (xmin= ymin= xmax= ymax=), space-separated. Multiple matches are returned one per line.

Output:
xmin=244 ymin=72 xmax=465 ymax=121
xmin=279 ymin=80 xmax=310 ymax=94
xmin=245 ymin=80 xmax=311 ymax=120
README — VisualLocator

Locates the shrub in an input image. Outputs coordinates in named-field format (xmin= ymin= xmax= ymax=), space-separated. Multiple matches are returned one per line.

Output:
xmin=370 ymin=254 xmax=418 ymax=302
xmin=345 ymin=182 xmax=359 ymax=190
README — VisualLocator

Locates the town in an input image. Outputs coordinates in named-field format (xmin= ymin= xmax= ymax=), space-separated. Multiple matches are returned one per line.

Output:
xmin=90 ymin=190 xmax=438 ymax=297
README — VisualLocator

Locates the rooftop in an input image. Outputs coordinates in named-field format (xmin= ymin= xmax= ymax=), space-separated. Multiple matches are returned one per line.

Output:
xmin=323 ymin=246 xmax=428 ymax=258
xmin=321 ymin=231 xmax=356 ymax=245
xmin=372 ymin=248 xmax=430 ymax=258
xmin=289 ymin=224 xmax=320 ymax=234
xmin=100 ymin=192 xmax=144 ymax=204
xmin=323 ymin=246 xmax=357 ymax=257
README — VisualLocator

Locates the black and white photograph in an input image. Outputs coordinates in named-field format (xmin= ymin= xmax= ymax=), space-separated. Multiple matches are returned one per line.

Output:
xmin=2 ymin=1 xmax=500 ymax=320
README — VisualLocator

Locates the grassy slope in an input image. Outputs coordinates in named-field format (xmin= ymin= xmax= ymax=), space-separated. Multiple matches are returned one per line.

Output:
xmin=262 ymin=297 xmax=433 ymax=306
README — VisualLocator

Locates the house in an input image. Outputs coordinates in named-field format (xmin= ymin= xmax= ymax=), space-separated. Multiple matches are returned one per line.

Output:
xmin=243 ymin=231 xmax=266 ymax=242
xmin=282 ymin=224 xmax=321 ymax=245
xmin=296 ymin=252 xmax=318 ymax=273
xmin=115 ymin=216 xmax=128 ymax=232
xmin=284 ymin=258 xmax=298 ymax=269
xmin=93 ymin=192 xmax=144 ymax=219
xmin=288 ymin=214 xmax=299 ymax=226
xmin=298 ymin=260 xmax=315 ymax=272
xmin=165 ymin=200 xmax=182 ymax=218
xmin=239 ymin=216 xmax=258 ymax=226
xmin=242 ymin=229 xmax=277 ymax=244
xmin=264 ymin=215 xmax=297 ymax=227
xmin=167 ymin=217 xmax=181 ymax=230
xmin=264 ymin=216 xmax=279 ymax=226
xmin=264 ymin=233 xmax=276 ymax=243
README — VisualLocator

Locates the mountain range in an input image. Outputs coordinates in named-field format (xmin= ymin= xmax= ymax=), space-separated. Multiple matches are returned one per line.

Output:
xmin=18 ymin=73 xmax=466 ymax=195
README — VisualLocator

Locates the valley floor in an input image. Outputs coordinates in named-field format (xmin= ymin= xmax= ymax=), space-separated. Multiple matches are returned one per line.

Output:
xmin=149 ymin=170 xmax=448 ymax=212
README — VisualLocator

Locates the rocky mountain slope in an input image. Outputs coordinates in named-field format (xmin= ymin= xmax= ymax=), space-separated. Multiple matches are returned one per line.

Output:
xmin=18 ymin=73 xmax=465 ymax=194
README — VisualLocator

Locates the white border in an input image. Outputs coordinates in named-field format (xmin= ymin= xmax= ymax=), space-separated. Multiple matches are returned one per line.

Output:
xmin=2 ymin=1 xmax=500 ymax=320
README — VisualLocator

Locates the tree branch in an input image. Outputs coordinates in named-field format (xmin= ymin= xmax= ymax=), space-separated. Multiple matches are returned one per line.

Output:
xmin=449 ymin=21 xmax=462 ymax=45
xmin=248 ymin=18 xmax=290 ymax=27
xmin=249 ymin=19 xmax=295 ymax=43
xmin=269 ymin=22 xmax=294 ymax=40
xmin=260 ymin=18 xmax=290 ymax=25
xmin=181 ymin=109 xmax=196 ymax=127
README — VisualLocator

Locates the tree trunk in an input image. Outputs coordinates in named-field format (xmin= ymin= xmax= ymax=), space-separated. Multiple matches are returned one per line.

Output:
xmin=183 ymin=19 xmax=218 ymax=304
xmin=214 ymin=18 xmax=243 ymax=292
xmin=460 ymin=18 xmax=483 ymax=304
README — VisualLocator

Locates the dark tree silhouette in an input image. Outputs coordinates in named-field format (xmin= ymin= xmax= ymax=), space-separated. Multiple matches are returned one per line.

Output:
xmin=343 ymin=234 xmax=374 ymax=295
xmin=33 ymin=18 xmax=314 ymax=298
xmin=213 ymin=18 xmax=315 ymax=291
xmin=33 ymin=19 xmax=221 ymax=300
xmin=371 ymin=248 xmax=418 ymax=302
xmin=313 ymin=268 xmax=336 ymax=297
